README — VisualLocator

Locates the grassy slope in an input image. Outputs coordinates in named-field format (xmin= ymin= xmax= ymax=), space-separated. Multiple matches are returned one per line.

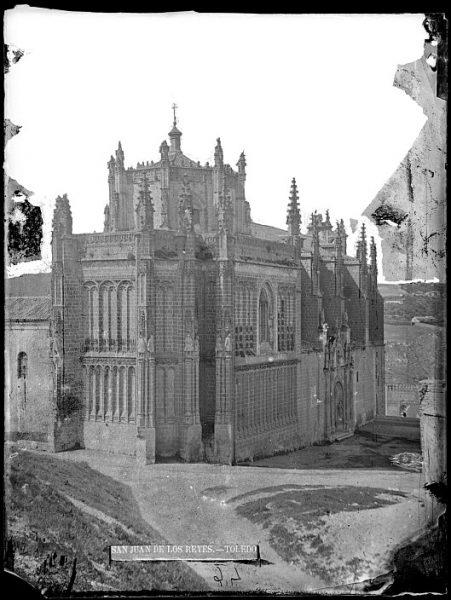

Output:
xmin=232 ymin=484 xmax=408 ymax=585
xmin=5 ymin=448 xmax=207 ymax=595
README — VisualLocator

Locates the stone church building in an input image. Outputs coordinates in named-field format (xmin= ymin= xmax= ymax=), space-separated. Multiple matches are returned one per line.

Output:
xmin=5 ymin=115 xmax=385 ymax=464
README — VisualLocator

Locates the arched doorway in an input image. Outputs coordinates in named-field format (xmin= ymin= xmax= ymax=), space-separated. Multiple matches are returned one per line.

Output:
xmin=333 ymin=381 xmax=345 ymax=432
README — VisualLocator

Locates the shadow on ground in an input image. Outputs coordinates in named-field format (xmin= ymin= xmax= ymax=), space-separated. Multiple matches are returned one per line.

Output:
xmin=240 ymin=432 xmax=421 ymax=471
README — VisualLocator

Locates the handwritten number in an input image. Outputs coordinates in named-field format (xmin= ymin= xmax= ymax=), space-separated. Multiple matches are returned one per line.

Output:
xmin=213 ymin=565 xmax=223 ymax=586
xmin=230 ymin=566 xmax=241 ymax=585
xmin=213 ymin=564 xmax=241 ymax=587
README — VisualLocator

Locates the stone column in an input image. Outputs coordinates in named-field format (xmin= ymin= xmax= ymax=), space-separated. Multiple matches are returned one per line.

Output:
xmin=214 ymin=326 xmax=234 ymax=464
xmin=135 ymin=246 xmax=156 ymax=465
xmin=99 ymin=365 xmax=105 ymax=420
xmin=136 ymin=331 xmax=156 ymax=465
xmin=106 ymin=367 xmax=113 ymax=420
xmin=324 ymin=357 xmax=332 ymax=441
xmin=90 ymin=366 xmax=96 ymax=419
xmin=180 ymin=327 xmax=203 ymax=461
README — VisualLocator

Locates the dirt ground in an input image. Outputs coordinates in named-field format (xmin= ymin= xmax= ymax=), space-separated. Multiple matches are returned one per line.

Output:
xmin=40 ymin=432 xmax=427 ymax=594
xmin=7 ymin=422 xmax=428 ymax=594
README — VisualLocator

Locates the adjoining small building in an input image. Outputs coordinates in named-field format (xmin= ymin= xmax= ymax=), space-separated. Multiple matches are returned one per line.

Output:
xmin=5 ymin=115 xmax=385 ymax=464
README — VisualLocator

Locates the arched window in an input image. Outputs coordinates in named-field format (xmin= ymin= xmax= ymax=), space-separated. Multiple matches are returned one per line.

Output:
xmin=17 ymin=352 xmax=28 ymax=379
xmin=259 ymin=288 xmax=270 ymax=344
xmin=127 ymin=367 xmax=135 ymax=420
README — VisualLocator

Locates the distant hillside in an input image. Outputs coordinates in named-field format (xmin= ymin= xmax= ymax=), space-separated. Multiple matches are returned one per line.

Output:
xmin=380 ymin=282 xmax=445 ymax=324
xmin=378 ymin=284 xmax=405 ymax=299
xmin=384 ymin=323 xmax=444 ymax=385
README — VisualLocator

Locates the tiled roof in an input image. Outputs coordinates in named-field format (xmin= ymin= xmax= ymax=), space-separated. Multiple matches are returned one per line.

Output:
xmin=6 ymin=296 xmax=51 ymax=321
xmin=5 ymin=273 xmax=51 ymax=297
xmin=251 ymin=222 xmax=287 ymax=242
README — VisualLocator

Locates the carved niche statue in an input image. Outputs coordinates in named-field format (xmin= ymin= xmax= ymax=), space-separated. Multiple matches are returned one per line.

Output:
xmin=184 ymin=332 xmax=194 ymax=352
xmin=216 ymin=333 xmax=223 ymax=353
xmin=138 ymin=309 xmax=147 ymax=354
xmin=139 ymin=309 xmax=146 ymax=338
xmin=183 ymin=208 xmax=192 ymax=230
xmin=137 ymin=337 xmax=147 ymax=354
xmin=147 ymin=334 xmax=155 ymax=354
xmin=224 ymin=333 xmax=232 ymax=353
xmin=104 ymin=205 xmax=110 ymax=231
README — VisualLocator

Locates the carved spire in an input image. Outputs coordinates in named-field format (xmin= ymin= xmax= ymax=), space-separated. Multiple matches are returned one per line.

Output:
xmin=342 ymin=220 xmax=347 ymax=254
xmin=286 ymin=177 xmax=301 ymax=238
xmin=217 ymin=174 xmax=233 ymax=234
xmin=370 ymin=235 xmax=378 ymax=277
xmin=355 ymin=239 xmax=362 ymax=261
xmin=311 ymin=212 xmax=320 ymax=252
xmin=52 ymin=194 xmax=73 ymax=235
xmin=237 ymin=151 xmax=246 ymax=179
xmin=324 ymin=209 xmax=332 ymax=230
xmin=335 ymin=220 xmax=343 ymax=255
xmin=107 ymin=155 xmax=115 ymax=178
xmin=159 ymin=140 xmax=169 ymax=162
xmin=360 ymin=222 xmax=368 ymax=265
xmin=214 ymin=137 xmax=224 ymax=168
xmin=116 ymin=141 xmax=124 ymax=168
xmin=135 ymin=173 xmax=154 ymax=231
xmin=104 ymin=204 xmax=110 ymax=232
xmin=311 ymin=212 xmax=321 ymax=295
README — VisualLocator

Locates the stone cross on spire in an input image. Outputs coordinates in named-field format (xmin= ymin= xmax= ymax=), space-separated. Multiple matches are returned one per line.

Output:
xmin=172 ymin=102 xmax=178 ymax=127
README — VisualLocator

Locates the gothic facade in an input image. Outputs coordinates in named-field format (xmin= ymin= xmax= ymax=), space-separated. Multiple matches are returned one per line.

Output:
xmin=6 ymin=117 xmax=385 ymax=464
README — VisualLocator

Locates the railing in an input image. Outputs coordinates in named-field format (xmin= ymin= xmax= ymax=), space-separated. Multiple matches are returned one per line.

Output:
xmin=386 ymin=383 xmax=419 ymax=392
xmin=84 ymin=232 xmax=136 ymax=245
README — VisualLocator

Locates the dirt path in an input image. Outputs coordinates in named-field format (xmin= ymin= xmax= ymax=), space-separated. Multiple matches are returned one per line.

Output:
xmin=54 ymin=450 xmax=427 ymax=593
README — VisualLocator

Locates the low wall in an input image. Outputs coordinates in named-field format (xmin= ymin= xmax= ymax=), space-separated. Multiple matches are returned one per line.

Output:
xmin=82 ymin=420 xmax=137 ymax=455
xmin=235 ymin=422 xmax=301 ymax=463
xmin=386 ymin=384 xmax=420 ymax=418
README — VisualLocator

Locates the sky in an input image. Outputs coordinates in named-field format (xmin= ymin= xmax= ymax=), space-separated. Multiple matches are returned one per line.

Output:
xmin=5 ymin=8 xmax=427 ymax=279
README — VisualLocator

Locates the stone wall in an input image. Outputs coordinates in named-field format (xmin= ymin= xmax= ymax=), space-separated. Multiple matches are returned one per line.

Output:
xmin=299 ymin=351 xmax=327 ymax=446
xmin=386 ymin=383 xmax=420 ymax=417
xmin=5 ymin=322 xmax=53 ymax=443
xmin=353 ymin=344 xmax=384 ymax=425
xmin=83 ymin=421 xmax=138 ymax=455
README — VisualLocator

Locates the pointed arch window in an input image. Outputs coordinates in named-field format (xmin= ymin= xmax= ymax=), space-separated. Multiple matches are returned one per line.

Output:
xmin=259 ymin=288 xmax=270 ymax=344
